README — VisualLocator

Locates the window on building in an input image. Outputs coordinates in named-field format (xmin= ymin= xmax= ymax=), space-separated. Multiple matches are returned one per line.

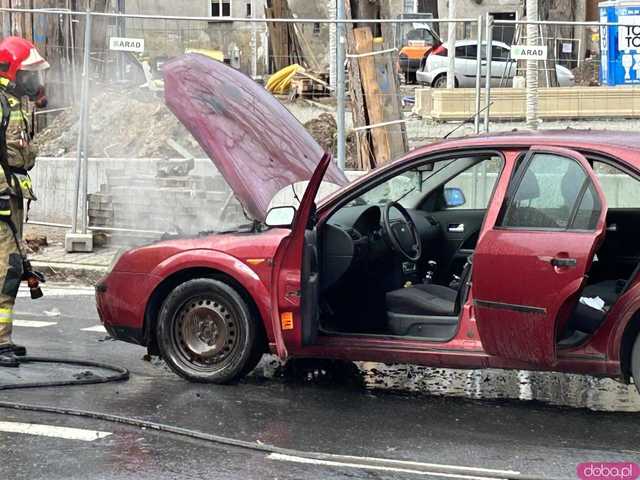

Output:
xmin=246 ymin=2 xmax=251 ymax=17
xmin=313 ymin=22 xmax=321 ymax=36
xmin=211 ymin=0 xmax=231 ymax=18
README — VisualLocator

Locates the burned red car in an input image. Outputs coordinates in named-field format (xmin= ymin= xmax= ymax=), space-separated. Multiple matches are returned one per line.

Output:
xmin=97 ymin=54 xmax=640 ymax=390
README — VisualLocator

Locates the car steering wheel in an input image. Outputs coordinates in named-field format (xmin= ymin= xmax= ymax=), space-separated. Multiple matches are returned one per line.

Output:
xmin=381 ymin=201 xmax=422 ymax=262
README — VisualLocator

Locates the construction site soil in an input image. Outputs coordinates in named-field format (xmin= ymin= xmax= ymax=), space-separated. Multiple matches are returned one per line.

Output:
xmin=34 ymin=87 xmax=357 ymax=166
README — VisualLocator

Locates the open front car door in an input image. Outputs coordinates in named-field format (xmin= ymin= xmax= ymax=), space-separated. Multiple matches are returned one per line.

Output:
xmin=472 ymin=146 xmax=607 ymax=366
xmin=270 ymin=153 xmax=333 ymax=359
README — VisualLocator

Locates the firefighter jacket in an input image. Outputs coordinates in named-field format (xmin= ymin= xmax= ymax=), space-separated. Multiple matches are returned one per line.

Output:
xmin=0 ymin=80 xmax=37 ymax=206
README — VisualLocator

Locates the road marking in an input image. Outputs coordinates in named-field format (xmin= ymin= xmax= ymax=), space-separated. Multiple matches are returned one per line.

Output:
xmin=0 ymin=421 xmax=111 ymax=442
xmin=267 ymin=453 xmax=510 ymax=480
xmin=81 ymin=325 xmax=107 ymax=333
xmin=290 ymin=453 xmax=519 ymax=475
xmin=13 ymin=319 xmax=58 ymax=328
xmin=18 ymin=286 xmax=95 ymax=298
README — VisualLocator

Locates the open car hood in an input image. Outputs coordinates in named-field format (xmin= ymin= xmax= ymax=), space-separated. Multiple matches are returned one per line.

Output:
xmin=164 ymin=53 xmax=348 ymax=222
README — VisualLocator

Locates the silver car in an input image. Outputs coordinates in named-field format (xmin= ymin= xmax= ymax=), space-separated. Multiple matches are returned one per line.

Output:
xmin=416 ymin=39 xmax=576 ymax=88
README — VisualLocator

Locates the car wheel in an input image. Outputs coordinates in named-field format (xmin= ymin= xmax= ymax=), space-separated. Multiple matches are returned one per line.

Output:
xmin=632 ymin=333 xmax=640 ymax=394
xmin=432 ymin=74 xmax=457 ymax=88
xmin=157 ymin=278 xmax=259 ymax=383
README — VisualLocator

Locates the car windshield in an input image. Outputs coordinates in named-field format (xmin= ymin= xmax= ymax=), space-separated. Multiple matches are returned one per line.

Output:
xmin=348 ymin=160 xmax=455 ymax=207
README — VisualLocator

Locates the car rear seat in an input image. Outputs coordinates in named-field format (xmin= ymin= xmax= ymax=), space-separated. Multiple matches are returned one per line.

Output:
xmin=569 ymin=261 xmax=640 ymax=334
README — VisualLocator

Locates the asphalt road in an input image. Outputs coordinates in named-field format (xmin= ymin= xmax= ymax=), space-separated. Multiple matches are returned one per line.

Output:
xmin=1 ymin=283 xmax=639 ymax=480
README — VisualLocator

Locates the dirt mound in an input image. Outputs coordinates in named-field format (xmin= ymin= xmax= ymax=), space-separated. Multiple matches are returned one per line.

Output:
xmin=572 ymin=58 xmax=600 ymax=86
xmin=33 ymin=87 xmax=205 ymax=158
xmin=35 ymin=86 xmax=360 ymax=169
xmin=303 ymin=112 xmax=357 ymax=169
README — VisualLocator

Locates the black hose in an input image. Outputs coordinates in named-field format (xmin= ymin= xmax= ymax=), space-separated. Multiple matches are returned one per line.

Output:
xmin=0 ymin=397 xmax=551 ymax=480
xmin=0 ymin=356 xmax=129 ymax=390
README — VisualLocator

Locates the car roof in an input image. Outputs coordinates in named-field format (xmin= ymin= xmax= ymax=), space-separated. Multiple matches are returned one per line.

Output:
xmin=454 ymin=39 xmax=510 ymax=49
xmin=406 ymin=129 xmax=640 ymax=165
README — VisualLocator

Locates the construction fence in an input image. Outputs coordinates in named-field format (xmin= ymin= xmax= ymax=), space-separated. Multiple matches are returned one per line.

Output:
xmin=1 ymin=6 xmax=639 ymax=247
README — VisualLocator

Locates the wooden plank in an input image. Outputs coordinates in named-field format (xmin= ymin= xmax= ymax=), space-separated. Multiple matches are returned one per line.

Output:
xmin=10 ymin=0 xmax=24 ymax=36
xmin=344 ymin=0 xmax=371 ymax=170
xmin=1 ymin=0 xmax=12 ymax=36
xmin=354 ymin=27 xmax=391 ymax=167
xmin=373 ymin=41 xmax=408 ymax=157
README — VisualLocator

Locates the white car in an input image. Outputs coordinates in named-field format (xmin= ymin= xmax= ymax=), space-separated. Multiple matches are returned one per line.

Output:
xmin=416 ymin=39 xmax=576 ymax=88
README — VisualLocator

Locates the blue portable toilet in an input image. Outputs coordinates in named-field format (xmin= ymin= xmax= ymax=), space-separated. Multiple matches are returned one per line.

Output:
xmin=599 ymin=1 xmax=640 ymax=85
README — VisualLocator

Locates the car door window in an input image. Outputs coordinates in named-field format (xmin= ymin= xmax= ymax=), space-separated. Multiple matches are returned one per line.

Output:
xmin=443 ymin=157 xmax=504 ymax=209
xmin=500 ymin=152 xmax=600 ymax=230
xmin=593 ymin=161 xmax=640 ymax=208
xmin=458 ymin=45 xmax=477 ymax=59
xmin=455 ymin=45 xmax=466 ymax=57
xmin=491 ymin=45 xmax=509 ymax=61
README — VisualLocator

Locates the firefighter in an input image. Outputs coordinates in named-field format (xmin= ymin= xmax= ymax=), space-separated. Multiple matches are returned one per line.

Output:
xmin=0 ymin=37 xmax=48 ymax=367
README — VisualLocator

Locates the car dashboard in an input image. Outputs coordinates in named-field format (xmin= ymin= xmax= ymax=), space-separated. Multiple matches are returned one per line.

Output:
xmin=321 ymin=204 xmax=441 ymax=290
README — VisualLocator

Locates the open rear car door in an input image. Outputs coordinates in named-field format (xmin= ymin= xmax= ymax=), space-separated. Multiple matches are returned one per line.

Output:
xmin=472 ymin=146 xmax=607 ymax=366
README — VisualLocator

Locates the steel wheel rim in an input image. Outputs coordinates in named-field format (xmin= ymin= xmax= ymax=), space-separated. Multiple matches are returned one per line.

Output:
xmin=173 ymin=295 xmax=241 ymax=370
xmin=434 ymin=76 xmax=447 ymax=88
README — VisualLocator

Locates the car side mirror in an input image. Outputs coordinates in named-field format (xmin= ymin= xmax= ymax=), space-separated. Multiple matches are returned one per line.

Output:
xmin=265 ymin=206 xmax=297 ymax=228
xmin=444 ymin=187 xmax=466 ymax=208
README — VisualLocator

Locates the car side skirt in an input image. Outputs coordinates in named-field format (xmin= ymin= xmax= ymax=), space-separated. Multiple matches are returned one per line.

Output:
xmin=269 ymin=338 xmax=621 ymax=378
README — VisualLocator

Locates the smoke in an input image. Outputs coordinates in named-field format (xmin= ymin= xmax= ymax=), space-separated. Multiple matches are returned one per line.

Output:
xmin=34 ymin=83 xmax=249 ymax=247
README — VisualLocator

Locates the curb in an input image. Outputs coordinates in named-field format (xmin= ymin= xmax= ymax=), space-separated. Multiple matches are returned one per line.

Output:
xmin=30 ymin=261 xmax=108 ymax=284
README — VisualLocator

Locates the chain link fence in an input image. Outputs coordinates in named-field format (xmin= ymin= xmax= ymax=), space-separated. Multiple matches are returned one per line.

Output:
xmin=1 ymin=7 xmax=639 ymax=247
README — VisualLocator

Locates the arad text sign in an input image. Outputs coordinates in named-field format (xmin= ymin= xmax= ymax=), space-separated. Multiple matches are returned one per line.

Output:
xmin=109 ymin=37 xmax=145 ymax=53
xmin=510 ymin=45 xmax=548 ymax=61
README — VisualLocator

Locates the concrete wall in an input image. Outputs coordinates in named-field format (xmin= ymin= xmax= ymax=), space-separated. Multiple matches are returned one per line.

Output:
xmin=415 ymin=86 xmax=640 ymax=121
xmin=29 ymin=158 xmax=223 ymax=225
xmin=28 ymin=157 xmax=363 ymax=226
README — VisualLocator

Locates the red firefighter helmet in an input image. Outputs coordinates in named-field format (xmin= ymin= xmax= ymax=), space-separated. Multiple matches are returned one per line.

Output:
xmin=0 ymin=36 xmax=49 ymax=82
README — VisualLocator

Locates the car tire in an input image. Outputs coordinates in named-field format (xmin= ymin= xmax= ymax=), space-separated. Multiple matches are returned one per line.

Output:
xmin=432 ymin=74 xmax=457 ymax=88
xmin=632 ymin=333 xmax=640 ymax=394
xmin=157 ymin=278 xmax=259 ymax=384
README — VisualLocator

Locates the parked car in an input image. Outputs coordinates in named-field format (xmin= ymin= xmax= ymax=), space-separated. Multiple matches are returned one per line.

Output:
xmin=394 ymin=15 xmax=442 ymax=84
xmin=416 ymin=39 xmax=576 ymax=88
xmin=98 ymin=54 xmax=640 ymax=392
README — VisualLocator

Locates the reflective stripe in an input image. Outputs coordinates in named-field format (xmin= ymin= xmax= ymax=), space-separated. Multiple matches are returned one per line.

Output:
xmin=0 ymin=309 xmax=12 ymax=324
xmin=19 ymin=178 xmax=31 ymax=190
xmin=0 ymin=210 xmax=11 ymax=216
xmin=9 ymin=111 xmax=26 ymax=121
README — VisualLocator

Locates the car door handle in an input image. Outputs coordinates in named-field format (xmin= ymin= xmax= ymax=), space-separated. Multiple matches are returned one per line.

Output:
xmin=448 ymin=223 xmax=464 ymax=233
xmin=550 ymin=257 xmax=577 ymax=268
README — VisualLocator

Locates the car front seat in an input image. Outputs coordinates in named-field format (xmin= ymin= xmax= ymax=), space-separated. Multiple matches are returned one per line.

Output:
xmin=386 ymin=283 xmax=458 ymax=316
xmin=386 ymin=258 xmax=473 ymax=336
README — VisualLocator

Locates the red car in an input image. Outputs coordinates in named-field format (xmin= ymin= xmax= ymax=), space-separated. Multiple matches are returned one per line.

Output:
xmin=97 ymin=54 xmax=640 ymax=391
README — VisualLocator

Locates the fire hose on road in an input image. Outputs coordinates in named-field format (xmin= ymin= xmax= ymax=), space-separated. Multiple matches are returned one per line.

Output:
xmin=0 ymin=356 xmax=129 ymax=390
xmin=0 ymin=357 xmax=555 ymax=480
